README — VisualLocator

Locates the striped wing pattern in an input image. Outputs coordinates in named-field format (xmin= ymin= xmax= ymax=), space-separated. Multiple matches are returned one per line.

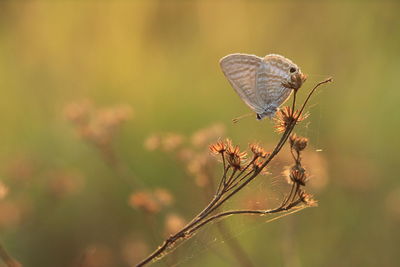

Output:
xmin=220 ymin=54 xmax=265 ymax=114
xmin=257 ymin=55 xmax=293 ymax=109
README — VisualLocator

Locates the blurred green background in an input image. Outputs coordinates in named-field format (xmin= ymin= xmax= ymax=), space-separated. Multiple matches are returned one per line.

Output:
xmin=0 ymin=1 xmax=399 ymax=266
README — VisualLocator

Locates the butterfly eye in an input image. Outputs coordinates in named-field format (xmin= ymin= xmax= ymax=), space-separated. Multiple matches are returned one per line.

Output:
xmin=289 ymin=67 xmax=297 ymax=73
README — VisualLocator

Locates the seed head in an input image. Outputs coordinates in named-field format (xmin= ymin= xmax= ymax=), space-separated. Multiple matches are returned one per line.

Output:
xmin=252 ymin=158 xmax=265 ymax=172
xmin=209 ymin=140 xmax=227 ymax=154
xmin=249 ymin=143 xmax=269 ymax=159
xmin=274 ymin=107 xmax=308 ymax=133
xmin=288 ymin=165 xmax=308 ymax=186
xmin=299 ymin=191 xmax=318 ymax=207
xmin=289 ymin=133 xmax=308 ymax=152
xmin=226 ymin=143 xmax=247 ymax=170
xmin=282 ymin=73 xmax=307 ymax=91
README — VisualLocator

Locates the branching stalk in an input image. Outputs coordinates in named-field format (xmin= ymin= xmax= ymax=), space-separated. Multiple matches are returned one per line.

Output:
xmin=135 ymin=78 xmax=332 ymax=267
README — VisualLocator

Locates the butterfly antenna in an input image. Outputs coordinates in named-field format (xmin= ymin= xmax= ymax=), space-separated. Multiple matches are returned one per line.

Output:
xmin=232 ymin=113 xmax=253 ymax=123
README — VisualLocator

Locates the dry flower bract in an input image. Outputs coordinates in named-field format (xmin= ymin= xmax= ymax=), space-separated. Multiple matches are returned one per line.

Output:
xmin=226 ymin=142 xmax=247 ymax=170
xmin=282 ymin=72 xmax=307 ymax=91
xmin=249 ymin=143 xmax=269 ymax=159
xmin=65 ymin=100 xmax=133 ymax=165
xmin=274 ymin=106 xmax=308 ymax=133
xmin=209 ymin=140 xmax=227 ymax=154
xmin=289 ymin=133 xmax=308 ymax=152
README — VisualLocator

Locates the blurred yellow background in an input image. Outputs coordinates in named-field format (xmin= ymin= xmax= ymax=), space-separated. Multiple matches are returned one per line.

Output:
xmin=0 ymin=1 xmax=399 ymax=266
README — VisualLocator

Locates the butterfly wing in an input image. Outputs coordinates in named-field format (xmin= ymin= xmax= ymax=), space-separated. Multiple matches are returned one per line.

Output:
xmin=254 ymin=55 xmax=295 ymax=118
xmin=220 ymin=54 xmax=265 ymax=114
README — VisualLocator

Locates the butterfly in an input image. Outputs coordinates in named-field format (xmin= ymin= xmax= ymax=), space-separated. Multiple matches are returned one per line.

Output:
xmin=220 ymin=53 xmax=306 ymax=120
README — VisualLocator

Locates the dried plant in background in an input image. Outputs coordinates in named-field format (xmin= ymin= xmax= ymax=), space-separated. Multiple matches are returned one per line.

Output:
xmin=144 ymin=124 xmax=224 ymax=188
xmin=129 ymin=189 xmax=174 ymax=214
xmin=136 ymin=76 xmax=332 ymax=266
xmin=64 ymin=100 xmax=133 ymax=167
xmin=64 ymin=100 xmax=145 ymax=191
xmin=145 ymin=124 xmax=256 ymax=266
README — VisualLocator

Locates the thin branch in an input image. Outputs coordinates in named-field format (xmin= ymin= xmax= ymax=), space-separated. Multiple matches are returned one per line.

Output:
xmin=135 ymin=78 xmax=332 ymax=267
xmin=187 ymin=200 xmax=304 ymax=235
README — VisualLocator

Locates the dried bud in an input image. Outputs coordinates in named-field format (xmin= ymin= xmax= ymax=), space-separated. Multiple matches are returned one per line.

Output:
xmin=226 ymin=143 xmax=247 ymax=170
xmin=299 ymin=191 xmax=318 ymax=207
xmin=249 ymin=143 xmax=269 ymax=158
xmin=282 ymin=73 xmax=307 ymax=91
xmin=274 ymin=107 xmax=308 ymax=133
xmin=289 ymin=133 xmax=308 ymax=152
xmin=252 ymin=158 xmax=264 ymax=172
xmin=288 ymin=165 xmax=308 ymax=186
xmin=209 ymin=140 xmax=227 ymax=154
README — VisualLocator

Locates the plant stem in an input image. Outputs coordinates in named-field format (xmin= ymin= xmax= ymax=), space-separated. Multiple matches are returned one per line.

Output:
xmin=135 ymin=78 xmax=332 ymax=267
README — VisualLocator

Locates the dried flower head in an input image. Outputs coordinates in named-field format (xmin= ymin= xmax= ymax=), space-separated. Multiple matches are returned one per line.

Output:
xmin=249 ymin=143 xmax=269 ymax=159
xmin=299 ymin=191 xmax=318 ymax=207
xmin=274 ymin=106 xmax=308 ymax=133
xmin=226 ymin=143 xmax=247 ymax=170
xmin=252 ymin=158 xmax=267 ymax=173
xmin=288 ymin=165 xmax=308 ymax=186
xmin=209 ymin=140 xmax=227 ymax=154
xmin=129 ymin=192 xmax=160 ymax=214
xmin=289 ymin=133 xmax=308 ymax=152
xmin=282 ymin=72 xmax=307 ymax=91
xmin=65 ymin=101 xmax=133 ymax=151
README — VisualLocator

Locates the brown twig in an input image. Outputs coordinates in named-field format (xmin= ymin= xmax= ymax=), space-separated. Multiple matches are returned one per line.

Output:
xmin=204 ymin=168 xmax=254 ymax=267
xmin=135 ymin=78 xmax=332 ymax=266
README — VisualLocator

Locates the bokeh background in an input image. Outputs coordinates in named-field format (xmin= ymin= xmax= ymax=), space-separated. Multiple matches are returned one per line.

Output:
xmin=0 ymin=1 xmax=399 ymax=266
